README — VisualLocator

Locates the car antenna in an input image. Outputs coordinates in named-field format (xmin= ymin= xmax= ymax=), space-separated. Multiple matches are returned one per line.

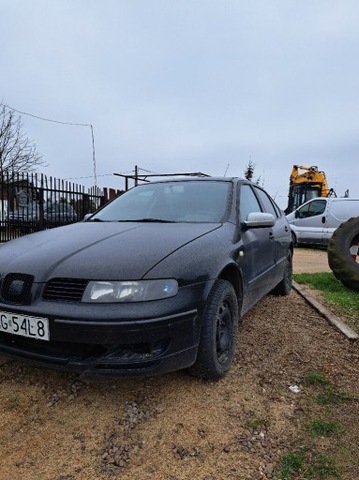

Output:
xmin=224 ymin=164 xmax=230 ymax=177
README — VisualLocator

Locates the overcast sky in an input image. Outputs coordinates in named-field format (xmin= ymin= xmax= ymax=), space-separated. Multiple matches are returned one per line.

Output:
xmin=1 ymin=0 xmax=359 ymax=209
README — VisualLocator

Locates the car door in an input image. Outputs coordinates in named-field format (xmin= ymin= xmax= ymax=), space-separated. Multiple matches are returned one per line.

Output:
xmin=238 ymin=184 xmax=275 ymax=309
xmin=291 ymin=199 xmax=327 ymax=244
xmin=253 ymin=186 xmax=290 ymax=283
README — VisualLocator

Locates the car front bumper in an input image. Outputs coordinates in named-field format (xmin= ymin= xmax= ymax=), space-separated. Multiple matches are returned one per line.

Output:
xmin=0 ymin=308 xmax=200 ymax=377
xmin=0 ymin=282 xmax=214 ymax=377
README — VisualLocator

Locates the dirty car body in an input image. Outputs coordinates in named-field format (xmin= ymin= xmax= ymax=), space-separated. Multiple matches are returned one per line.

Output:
xmin=0 ymin=178 xmax=292 ymax=379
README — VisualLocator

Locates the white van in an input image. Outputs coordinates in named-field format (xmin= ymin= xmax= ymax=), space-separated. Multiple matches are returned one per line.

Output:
xmin=286 ymin=197 xmax=359 ymax=246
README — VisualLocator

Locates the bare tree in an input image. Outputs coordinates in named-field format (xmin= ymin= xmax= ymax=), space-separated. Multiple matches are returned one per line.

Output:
xmin=0 ymin=103 xmax=45 ymax=179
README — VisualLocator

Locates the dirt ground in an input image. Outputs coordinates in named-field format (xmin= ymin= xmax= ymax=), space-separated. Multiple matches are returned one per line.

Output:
xmin=0 ymin=248 xmax=358 ymax=480
xmin=293 ymin=246 xmax=331 ymax=274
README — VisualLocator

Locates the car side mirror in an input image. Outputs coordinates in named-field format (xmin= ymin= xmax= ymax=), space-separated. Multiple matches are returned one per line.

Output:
xmin=83 ymin=213 xmax=93 ymax=221
xmin=295 ymin=210 xmax=299 ymax=218
xmin=243 ymin=212 xmax=275 ymax=228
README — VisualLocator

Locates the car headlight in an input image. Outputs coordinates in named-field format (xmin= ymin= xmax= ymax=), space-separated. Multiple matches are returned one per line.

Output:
xmin=82 ymin=279 xmax=179 ymax=303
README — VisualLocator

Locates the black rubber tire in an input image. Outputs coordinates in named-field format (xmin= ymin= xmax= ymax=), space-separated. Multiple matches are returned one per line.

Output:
xmin=327 ymin=217 xmax=359 ymax=291
xmin=188 ymin=279 xmax=239 ymax=380
xmin=291 ymin=231 xmax=297 ymax=247
xmin=272 ymin=251 xmax=293 ymax=296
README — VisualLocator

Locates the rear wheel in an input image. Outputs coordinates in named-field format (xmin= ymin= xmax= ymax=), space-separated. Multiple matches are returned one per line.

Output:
xmin=272 ymin=251 xmax=293 ymax=296
xmin=188 ymin=280 xmax=239 ymax=380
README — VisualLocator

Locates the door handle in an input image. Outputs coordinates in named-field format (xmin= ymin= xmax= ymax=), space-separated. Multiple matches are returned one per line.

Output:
xmin=269 ymin=232 xmax=274 ymax=240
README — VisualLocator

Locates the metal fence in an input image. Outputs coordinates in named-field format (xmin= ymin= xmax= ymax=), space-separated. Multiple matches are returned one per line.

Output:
xmin=0 ymin=172 xmax=122 ymax=242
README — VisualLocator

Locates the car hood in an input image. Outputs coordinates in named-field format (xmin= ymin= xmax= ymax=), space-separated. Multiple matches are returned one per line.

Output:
xmin=0 ymin=221 xmax=221 ymax=281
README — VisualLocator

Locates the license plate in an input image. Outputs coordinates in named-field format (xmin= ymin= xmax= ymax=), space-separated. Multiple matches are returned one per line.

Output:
xmin=0 ymin=311 xmax=50 ymax=341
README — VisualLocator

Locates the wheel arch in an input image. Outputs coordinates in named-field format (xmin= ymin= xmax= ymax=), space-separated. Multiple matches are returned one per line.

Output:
xmin=218 ymin=263 xmax=243 ymax=311
xmin=291 ymin=229 xmax=298 ymax=246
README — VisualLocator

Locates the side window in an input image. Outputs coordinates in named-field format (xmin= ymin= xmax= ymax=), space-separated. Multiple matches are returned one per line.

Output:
xmin=297 ymin=200 xmax=326 ymax=219
xmin=253 ymin=187 xmax=279 ymax=217
xmin=239 ymin=184 xmax=262 ymax=221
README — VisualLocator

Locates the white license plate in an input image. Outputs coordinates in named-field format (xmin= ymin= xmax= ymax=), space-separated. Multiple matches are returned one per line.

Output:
xmin=0 ymin=311 xmax=50 ymax=341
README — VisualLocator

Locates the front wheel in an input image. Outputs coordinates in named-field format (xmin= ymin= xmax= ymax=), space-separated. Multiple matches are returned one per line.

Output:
xmin=188 ymin=280 xmax=239 ymax=380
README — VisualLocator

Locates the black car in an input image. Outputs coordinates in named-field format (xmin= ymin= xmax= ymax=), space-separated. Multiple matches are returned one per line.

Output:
xmin=0 ymin=178 xmax=292 ymax=379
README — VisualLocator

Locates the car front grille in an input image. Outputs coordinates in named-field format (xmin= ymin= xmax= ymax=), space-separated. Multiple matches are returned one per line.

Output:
xmin=43 ymin=278 xmax=89 ymax=302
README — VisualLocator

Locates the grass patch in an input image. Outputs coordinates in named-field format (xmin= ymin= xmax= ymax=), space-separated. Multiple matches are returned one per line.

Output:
xmin=304 ymin=371 xmax=331 ymax=387
xmin=303 ymin=371 xmax=358 ymax=405
xmin=315 ymin=389 xmax=358 ymax=406
xmin=274 ymin=450 xmax=342 ymax=479
xmin=246 ymin=417 xmax=269 ymax=430
xmin=307 ymin=419 xmax=344 ymax=437
xmin=293 ymin=272 xmax=359 ymax=327
xmin=274 ymin=450 xmax=305 ymax=479
xmin=306 ymin=451 xmax=342 ymax=479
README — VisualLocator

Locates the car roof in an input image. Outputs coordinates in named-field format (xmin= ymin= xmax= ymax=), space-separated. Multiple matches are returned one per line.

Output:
xmin=316 ymin=197 xmax=359 ymax=202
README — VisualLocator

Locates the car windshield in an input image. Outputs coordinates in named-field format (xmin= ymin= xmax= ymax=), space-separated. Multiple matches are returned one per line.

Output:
xmin=90 ymin=181 xmax=230 ymax=223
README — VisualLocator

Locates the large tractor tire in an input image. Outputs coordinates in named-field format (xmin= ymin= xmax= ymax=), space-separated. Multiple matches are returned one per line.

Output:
xmin=327 ymin=217 xmax=359 ymax=291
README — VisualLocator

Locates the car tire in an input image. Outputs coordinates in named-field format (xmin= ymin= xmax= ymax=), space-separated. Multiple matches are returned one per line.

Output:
xmin=291 ymin=231 xmax=297 ymax=246
xmin=327 ymin=217 xmax=359 ymax=291
xmin=272 ymin=251 xmax=293 ymax=296
xmin=188 ymin=279 xmax=239 ymax=380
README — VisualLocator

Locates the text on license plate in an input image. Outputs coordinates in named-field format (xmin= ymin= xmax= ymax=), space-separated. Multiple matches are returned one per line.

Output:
xmin=0 ymin=311 xmax=50 ymax=341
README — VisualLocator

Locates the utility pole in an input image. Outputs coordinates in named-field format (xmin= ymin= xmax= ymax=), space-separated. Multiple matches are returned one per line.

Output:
xmin=134 ymin=165 xmax=138 ymax=186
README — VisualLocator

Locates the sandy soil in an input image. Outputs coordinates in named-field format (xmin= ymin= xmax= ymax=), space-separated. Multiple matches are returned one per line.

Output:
xmin=293 ymin=247 xmax=331 ymax=274
xmin=0 ymin=248 xmax=358 ymax=480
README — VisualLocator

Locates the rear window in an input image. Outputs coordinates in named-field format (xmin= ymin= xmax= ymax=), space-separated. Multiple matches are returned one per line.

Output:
xmin=253 ymin=186 xmax=280 ymax=217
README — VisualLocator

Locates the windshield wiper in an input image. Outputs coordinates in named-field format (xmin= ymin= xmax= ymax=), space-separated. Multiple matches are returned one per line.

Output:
xmin=120 ymin=218 xmax=177 ymax=223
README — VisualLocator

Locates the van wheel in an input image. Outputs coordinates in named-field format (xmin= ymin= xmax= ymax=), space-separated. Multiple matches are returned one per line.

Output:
xmin=188 ymin=280 xmax=239 ymax=380
xmin=327 ymin=217 xmax=359 ymax=291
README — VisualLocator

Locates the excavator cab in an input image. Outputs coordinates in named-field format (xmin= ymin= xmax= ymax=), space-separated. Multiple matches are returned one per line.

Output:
xmin=285 ymin=165 xmax=334 ymax=214
xmin=288 ymin=183 xmax=323 ymax=213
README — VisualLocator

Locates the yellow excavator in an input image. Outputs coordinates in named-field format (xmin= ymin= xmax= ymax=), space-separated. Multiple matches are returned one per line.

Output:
xmin=285 ymin=165 xmax=335 ymax=214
